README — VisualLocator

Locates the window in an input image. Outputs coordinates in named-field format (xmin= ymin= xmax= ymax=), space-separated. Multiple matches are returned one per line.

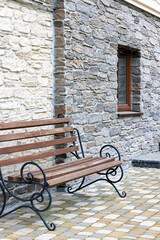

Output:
xmin=117 ymin=49 xmax=131 ymax=111
xmin=117 ymin=47 xmax=141 ymax=115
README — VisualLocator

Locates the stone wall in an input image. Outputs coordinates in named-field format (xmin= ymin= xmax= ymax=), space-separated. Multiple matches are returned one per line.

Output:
xmin=54 ymin=0 xmax=160 ymax=163
xmin=0 ymin=0 xmax=55 ymax=176
xmin=0 ymin=0 xmax=54 ymax=122
xmin=0 ymin=0 xmax=55 ymax=206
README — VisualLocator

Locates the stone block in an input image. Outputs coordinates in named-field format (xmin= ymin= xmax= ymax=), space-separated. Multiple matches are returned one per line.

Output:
xmin=100 ymin=0 xmax=110 ymax=6
xmin=0 ymin=18 xmax=13 ymax=31
xmin=84 ymin=125 xmax=95 ymax=133
xmin=54 ymin=20 xmax=63 ymax=27
xmin=55 ymin=27 xmax=64 ymax=36
xmin=76 ymin=1 xmax=91 ymax=15
xmin=55 ymin=37 xmax=65 ymax=47
xmin=8 ymin=1 xmax=20 ymax=9
xmin=20 ymin=75 xmax=38 ymax=86
xmin=109 ymin=127 xmax=121 ymax=137
xmin=54 ymin=9 xmax=65 ymax=19
xmin=88 ymin=114 xmax=101 ymax=124
xmin=55 ymin=105 xmax=66 ymax=116
xmin=54 ymin=0 xmax=64 ymax=10
xmin=23 ymin=13 xmax=37 ymax=22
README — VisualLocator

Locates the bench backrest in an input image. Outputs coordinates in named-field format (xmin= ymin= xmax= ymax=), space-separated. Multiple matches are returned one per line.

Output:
xmin=0 ymin=118 xmax=78 ymax=167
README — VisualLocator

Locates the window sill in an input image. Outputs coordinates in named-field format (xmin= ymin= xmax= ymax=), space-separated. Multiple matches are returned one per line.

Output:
xmin=117 ymin=111 xmax=143 ymax=117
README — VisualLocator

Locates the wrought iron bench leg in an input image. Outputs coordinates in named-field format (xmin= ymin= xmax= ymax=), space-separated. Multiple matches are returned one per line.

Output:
xmin=67 ymin=143 xmax=126 ymax=198
xmin=0 ymin=162 xmax=56 ymax=231
xmin=67 ymin=166 xmax=126 ymax=198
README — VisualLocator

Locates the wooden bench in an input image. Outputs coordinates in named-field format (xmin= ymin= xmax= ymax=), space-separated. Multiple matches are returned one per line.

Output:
xmin=0 ymin=117 xmax=126 ymax=230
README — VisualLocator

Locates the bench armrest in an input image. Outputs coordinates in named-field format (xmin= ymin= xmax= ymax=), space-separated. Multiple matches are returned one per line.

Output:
xmin=100 ymin=144 xmax=121 ymax=161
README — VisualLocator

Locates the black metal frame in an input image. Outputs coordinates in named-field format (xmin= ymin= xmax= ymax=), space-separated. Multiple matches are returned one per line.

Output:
xmin=68 ymin=128 xmax=126 ymax=198
xmin=0 ymin=162 xmax=56 ymax=231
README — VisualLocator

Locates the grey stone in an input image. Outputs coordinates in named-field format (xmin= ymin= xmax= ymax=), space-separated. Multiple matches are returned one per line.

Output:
xmin=88 ymin=114 xmax=102 ymax=124
xmin=81 ymin=13 xmax=90 ymax=25
xmin=109 ymin=127 xmax=121 ymax=137
xmin=93 ymin=29 xmax=107 ymax=40
xmin=76 ymin=1 xmax=91 ymax=15
xmin=142 ymin=93 xmax=151 ymax=102
xmin=100 ymin=0 xmax=110 ymax=7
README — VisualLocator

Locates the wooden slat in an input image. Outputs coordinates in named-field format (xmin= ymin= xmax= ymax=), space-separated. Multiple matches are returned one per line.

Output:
xmin=8 ymin=157 xmax=116 ymax=182
xmin=0 ymin=118 xmax=70 ymax=130
xmin=34 ymin=157 xmax=114 ymax=182
xmin=47 ymin=160 xmax=122 ymax=188
xmin=16 ymin=157 xmax=107 ymax=182
xmin=0 ymin=136 xmax=76 ymax=155
xmin=8 ymin=156 xmax=92 ymax=181
xmin=0 ymin=146 xmax=78 ymax=167
xmin=0 ymin=126 xmax=73 ymax=142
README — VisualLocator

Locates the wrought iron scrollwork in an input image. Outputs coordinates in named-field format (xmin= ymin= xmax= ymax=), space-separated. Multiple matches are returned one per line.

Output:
xmin=67 ymin=177 xmax=85 ymax=193
xmin=0 ymin=181 xmax=6 ymax=216
xmin=57 ymin=114 xmax=126 ymax=198
xmin=69 ymin=128 xmax=85 ymax=159
xmin=100 ymin=144 xmax=121 ymax=160
xmin=68 ymin=128 xmax=87 ymax=193
xmin=99 ymin=144 xmax=126 ymax=198
xmin=67 ymin=144 xmax=126 ymax=198
xmin=0 ymin=162 xmax=56 ymax=231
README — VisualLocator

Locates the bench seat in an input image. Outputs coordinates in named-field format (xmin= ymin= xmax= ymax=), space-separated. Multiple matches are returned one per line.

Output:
xmin=8 ymin=156 xmax=121 ymax=188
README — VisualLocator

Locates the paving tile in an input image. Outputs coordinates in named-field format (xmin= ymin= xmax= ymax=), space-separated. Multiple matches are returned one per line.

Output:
xmin=0 ymin=239 xmax=12 ymax=240
xmin=1 ymin=167 xmax=160 ymax=239
xmin=86 ymin=238 xmax=100 ymax=240
xmin=139 ymin=220 xmax=155 ymax=227
xmin=14 ymin=228 xmax=34 ymax=235
xmin=92 ymin=223 xmax=106 ymax=227
xmin=77 ymin=231 xmax=93 ymax=236
xmin=83 ymin=217 xmax=99 ymax=223
xmin=35 ymin=233 xmax=56 ymax=239
xmin=104 ymin=214 xmax=120 ymax=219
xmin=72 ymin=226 xmax=86 ymax=230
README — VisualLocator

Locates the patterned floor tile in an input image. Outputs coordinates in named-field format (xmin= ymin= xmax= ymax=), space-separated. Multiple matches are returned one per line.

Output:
xmin=1 ymin=167 xmax=160 ymax=239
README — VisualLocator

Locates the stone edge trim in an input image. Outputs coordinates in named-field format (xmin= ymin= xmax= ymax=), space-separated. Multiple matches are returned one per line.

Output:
xmin=123 ymin=0 xmax=160 ymax=18
xmin=117 ymin=112 xmax=143 ymax=117
xmin=132 ymin=160 xmax=160 ymax=168
xmin=54 ymin=0 xmax=66 ymax=117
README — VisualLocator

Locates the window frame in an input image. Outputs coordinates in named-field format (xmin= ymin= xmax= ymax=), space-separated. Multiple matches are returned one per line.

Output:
xmin=117 ymin=49 xmax=132 ymax=111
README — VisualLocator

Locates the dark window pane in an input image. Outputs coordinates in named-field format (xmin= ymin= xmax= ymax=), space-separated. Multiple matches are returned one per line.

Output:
xmin=119 ymin=54 xmax=127 ymax=104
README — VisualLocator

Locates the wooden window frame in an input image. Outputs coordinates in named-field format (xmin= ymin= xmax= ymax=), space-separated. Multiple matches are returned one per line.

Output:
xmin=118 ymin=49 xmax=131 ymax=111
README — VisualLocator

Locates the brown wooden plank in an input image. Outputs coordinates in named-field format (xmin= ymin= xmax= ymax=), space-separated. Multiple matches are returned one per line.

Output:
xmin=29 ymin=157 xmax=95 ymax=177
xmin=8 ymin=157 xmax=116 ymax=182
xmin=0 ymin=118 xmax=70 ymax=130
xmin=18 ymin=157 xmax=107 ymax=181
xmin=0 ymin=136 xmax=76 ymax=155
xmin=0 ymin=126 xmax=73 ymax=142
xmin=8 ymin=156 xmax=92 ymax=181
xmin=8 ymin=157 xmax=92 ymax=181
xmin=34 ymin=157 xmax=115 ymax=182
xmin=47 ymin=160 xmax=122 ymax=188
xmin=0 ymin=146 xmax=78 ymax=167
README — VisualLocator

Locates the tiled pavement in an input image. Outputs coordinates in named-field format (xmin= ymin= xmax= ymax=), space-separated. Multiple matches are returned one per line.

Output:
xmin=1 ymin=167 xmax=160 ymax=240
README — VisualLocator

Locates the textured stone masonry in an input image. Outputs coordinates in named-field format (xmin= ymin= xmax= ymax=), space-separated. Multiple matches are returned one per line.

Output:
xmin=15 ymin=0 xmax=54 ymax=11
xmin=0 ymin=0 xmax=54 ymax=122
xmin=54 ymin=0 xmax=160 ymax=163
xmin=0 ymin=0 xmax=55 ymax=181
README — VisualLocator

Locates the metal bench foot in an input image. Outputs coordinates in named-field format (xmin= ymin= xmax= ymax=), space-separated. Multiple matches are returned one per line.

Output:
xmin=0 ymin=204 xmax=56 ymax=231
xmin=0 ymin=162 xmax=56 ymax=231
xmin=67 ymin=165 xmax=126 ymax=198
